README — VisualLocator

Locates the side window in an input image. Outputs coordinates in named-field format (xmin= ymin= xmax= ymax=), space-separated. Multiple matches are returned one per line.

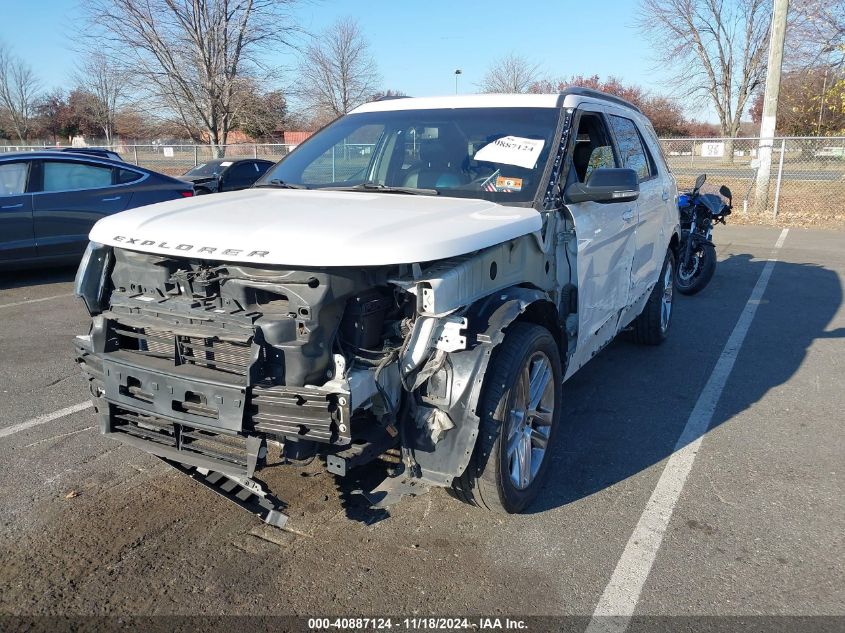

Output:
xmin=42 ymin=161 xmax=113 ymax=192
xmin=226 ymin=163 xmax=257 ymax=181
xmin=301 ymin=124 xmax=384 ymax=185
xmin=0 ymin=162 xmax=29 ymax=196
xmin=571 ymin=112 xmax=619 ymax=183
xmin=608 ymin=115 xmax=654 ymax=181
xmin=117 ymin=168 xmax=143 ymax=184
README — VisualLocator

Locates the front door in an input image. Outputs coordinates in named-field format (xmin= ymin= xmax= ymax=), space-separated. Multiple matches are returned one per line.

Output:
xmin=561 ymin=108 xmax=638 ymax=377
xmin=0 ymin=160 xmax=35 ymax=263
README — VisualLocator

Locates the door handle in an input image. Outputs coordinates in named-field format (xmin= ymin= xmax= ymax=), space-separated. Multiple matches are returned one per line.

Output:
xmin=661 ymin=191 xmax=670 ymax=201
xmin=622 ymin=209 xmax=635 ymax=222
xmin=101 ymin=196 xmax=122 ymax=202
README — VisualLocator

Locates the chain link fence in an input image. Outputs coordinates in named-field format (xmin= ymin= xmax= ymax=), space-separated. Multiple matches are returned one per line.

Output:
xmin=120 ymin=143 xmax=295 ymax=176
xmin=660 ymin=136 xmax=845 ymax=226
xmin=4 ymin=136 xmax=844 ymax=226
xmin=0 ymin=142 xmax=296 ymax=177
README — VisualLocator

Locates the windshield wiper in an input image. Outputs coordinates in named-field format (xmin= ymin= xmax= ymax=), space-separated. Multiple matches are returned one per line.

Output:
xmin=255 ymin=179 xmax=307 ymax=189
xmin=324 ymin=182 xmax=439 ymax=196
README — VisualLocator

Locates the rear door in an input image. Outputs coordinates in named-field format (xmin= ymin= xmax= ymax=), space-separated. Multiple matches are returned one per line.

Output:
xmin=0 ymin=159 xmax=36 ymax=263
xmin=32 ymin=158 xmax=133 ymax=259
xmin=607 ymin=112 xmax=666 ymax=305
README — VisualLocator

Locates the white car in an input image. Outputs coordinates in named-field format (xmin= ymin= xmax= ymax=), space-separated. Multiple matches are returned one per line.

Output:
xmin=74 ymin=89 xmax=679 ymax=524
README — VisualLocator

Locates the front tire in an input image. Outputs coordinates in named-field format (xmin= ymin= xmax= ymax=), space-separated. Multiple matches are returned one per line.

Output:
xmin=454 ymin=322 xmax=563 ymax=514
xmin=633 ymin=249 xmax=675 ymax=345
xmin=675 ymin=242 xmax=716 ymax=295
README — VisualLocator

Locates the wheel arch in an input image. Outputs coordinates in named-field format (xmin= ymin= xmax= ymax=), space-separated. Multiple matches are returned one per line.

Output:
xmin=411 ymin=285 xmax=566 ymax=486
xmin=669 ymin=228 xmax=681 ymax=254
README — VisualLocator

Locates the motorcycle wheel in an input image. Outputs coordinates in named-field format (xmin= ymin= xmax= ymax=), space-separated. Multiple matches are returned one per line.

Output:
xmin=675 ymin=242 xmax=716 ymax=295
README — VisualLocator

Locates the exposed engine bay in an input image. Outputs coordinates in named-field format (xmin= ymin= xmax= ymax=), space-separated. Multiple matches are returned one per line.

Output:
xmin=75 ymin=231 xmax=560 ymax=524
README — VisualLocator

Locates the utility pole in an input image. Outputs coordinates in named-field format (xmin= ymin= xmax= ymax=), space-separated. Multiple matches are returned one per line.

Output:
xmin=753 ymin=0 xmax=790 ymax=214
xmin=454 ymin=69 xmax=462 ymax=94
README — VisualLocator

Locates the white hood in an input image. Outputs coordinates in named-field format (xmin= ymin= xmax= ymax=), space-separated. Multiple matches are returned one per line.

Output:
xmin=89 ymin=188 xmax=542 ymax=266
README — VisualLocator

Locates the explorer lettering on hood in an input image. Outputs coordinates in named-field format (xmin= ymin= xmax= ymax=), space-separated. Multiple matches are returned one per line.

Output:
xmin=110 ymin=235 xmax=269 ymax=258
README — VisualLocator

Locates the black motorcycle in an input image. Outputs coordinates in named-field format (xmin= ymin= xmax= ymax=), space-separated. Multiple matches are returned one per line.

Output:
xmin=675 ymin=174 xmax=732 ymax=295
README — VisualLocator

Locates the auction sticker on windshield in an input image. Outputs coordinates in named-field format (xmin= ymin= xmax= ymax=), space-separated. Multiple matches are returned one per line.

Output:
xmin=474 ymin=136 xmax=545 ymax=169
xmin=495 ymin=176 xmax=522 ymax=191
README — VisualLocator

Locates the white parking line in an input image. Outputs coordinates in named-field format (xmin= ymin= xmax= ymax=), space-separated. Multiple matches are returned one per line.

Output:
xmin=0 ymin=401 xmax=93 ymax=439
xmin=585 ymin=228 xmax=789 ymax=633
xmin=0 ymin=293 xmax=74 ymax=309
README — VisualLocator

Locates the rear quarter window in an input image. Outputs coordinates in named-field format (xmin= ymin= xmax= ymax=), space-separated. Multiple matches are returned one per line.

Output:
xmin=640 ymin=120 xmax=671 ymax=173
xmin=117 ymin=168 xmax=144 ymax=184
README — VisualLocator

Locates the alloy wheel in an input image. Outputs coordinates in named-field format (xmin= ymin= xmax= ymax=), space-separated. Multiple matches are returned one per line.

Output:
xmin=505 ymin=351 xmax=555 ymax=490
xmin=661 ymin=259 xmax=673 ymax=332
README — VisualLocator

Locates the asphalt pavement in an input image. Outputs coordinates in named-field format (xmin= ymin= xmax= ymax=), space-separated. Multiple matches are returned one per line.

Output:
xmin=0 ymin=225 xmax=842 ymax=628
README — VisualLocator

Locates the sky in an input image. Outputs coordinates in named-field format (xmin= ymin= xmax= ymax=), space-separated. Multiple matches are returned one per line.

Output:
xmin=0 ymin=0 xmax=707 ymax=117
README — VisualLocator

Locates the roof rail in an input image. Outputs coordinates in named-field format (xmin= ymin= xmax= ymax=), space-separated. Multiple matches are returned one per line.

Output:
xmin=557 ymin=87 xmax=642 ymax=113
xmin=376 ymin=94 xmax=411 ymax=102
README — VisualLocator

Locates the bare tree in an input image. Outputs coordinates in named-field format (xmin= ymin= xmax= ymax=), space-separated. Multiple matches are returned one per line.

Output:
xmin=0 ymin=42 xmax=41 ymax=141
xmin=233 ymin=82 xmax=287 ymax=139
xmin=75 ymin=52 xmax=127 ymax=144
xmin=479 ymin=53 xmax=543 ymax=93
xmin=788 ymin=0 xmax=845 ymax=69
xmin=83 ymin=0 xmax=298 ymax=154
xmin=296 ymin=18 xmax=380 ymax=120
xmin=638 ymin=0 xmax=772 ymax=149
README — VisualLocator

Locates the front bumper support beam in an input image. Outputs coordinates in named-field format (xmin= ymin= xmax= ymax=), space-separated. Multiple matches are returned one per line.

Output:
xmin=159 ymin=457 xmax=289 ymax=529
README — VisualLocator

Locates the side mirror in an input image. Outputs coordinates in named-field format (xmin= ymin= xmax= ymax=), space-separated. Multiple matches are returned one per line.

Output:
xmin=719 ymin=184 xmax=732 ymax=201
xmin=694 ymin=173 xmax=707 ymax=192
xmin=565 ymin=168 xmax=640 ymax=204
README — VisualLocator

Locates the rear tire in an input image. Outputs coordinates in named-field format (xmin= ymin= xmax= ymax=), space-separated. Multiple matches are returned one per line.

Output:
xmin=675 ymin=242 xmax=716 ymax=295
xmin=454 ymin=322 xmax=562 ymax=514
xmin=633 ymin=249 xmax=675 ymax=345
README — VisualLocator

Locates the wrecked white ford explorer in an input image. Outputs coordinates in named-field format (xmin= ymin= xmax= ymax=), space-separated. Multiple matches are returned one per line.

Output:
xmin=74 ymin=89 xmax=679 ymax=526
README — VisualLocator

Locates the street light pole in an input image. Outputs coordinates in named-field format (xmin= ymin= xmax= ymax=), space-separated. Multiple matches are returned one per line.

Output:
xmin=454 ymin=69 xmax=462 ymax=94
xmin=753 ymin=0 xmax=790 ymax=214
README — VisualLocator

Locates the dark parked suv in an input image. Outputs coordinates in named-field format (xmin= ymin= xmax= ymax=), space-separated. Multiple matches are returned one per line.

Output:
xmin=0 ymin=151 xmax=194 ymax=269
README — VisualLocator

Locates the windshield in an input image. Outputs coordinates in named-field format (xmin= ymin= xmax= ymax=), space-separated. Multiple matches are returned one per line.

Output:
xmin=259 ymin=107 xmax=560 ymax=203
xmin=183 ymin=162 xmax=227 ymax=178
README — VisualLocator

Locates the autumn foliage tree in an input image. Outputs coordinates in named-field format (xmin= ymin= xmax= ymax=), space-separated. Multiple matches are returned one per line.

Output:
xmin=751 ymin=65 xmax=845 ymax=135
xmin=522 ymin=74 xmax=691 ymax=137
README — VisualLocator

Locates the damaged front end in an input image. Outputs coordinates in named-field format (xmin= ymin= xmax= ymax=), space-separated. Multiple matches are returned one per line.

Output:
xmin=75 ymin=235 xmax=553 ymax=525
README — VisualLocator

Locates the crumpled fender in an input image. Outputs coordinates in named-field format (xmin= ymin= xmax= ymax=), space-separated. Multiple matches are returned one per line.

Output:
xmin=411 ymin=287 xmax=553 ymax=485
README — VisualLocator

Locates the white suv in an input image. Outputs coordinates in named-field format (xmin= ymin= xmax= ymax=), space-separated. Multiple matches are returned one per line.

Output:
xmin=75 ymin=89 xmax=679 ymax=523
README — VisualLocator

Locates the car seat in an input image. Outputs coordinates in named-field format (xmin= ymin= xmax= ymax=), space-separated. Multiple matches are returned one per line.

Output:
xmin=402 ymin=130 xmax=468 ymax=189
xmin=573 ymin=141 xmax=593 ymax=182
